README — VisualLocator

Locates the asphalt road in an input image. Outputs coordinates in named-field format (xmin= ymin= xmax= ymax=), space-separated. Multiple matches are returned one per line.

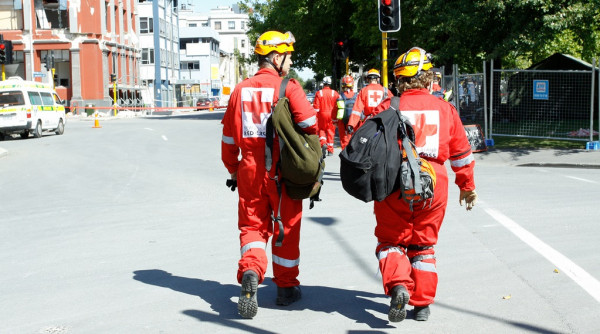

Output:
xmin=1 ymin=113 xmax=599 ymax=333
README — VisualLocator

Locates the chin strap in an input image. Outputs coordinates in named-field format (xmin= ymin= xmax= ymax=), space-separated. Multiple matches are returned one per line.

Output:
xmin=267 ymin=53 xmax=287 ymax=76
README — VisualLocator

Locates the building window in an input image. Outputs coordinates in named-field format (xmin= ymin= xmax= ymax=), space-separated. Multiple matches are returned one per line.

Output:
xmin=140 ymin=17 xmax=153 ymax=33
xmin=214 ymin=21 xmax=221 ymax=30
xmin=241 ymin=21 xmax=246 ymax=30
xmin=141 ymin=48 xmax=155 ymax=64
xmin=241 ymin=39 xmax=245 ymax=48
xmin=189 ymin=23 xmax=197 ymax=27
xmin=202 ymin=22 xmax=209 ymax=27
xmin=228 ymin=21 xmax=235 ymax=30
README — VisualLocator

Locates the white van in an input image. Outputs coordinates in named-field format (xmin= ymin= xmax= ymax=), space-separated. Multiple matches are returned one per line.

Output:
xmin=0 ymin=77 xmax=66 ymax=140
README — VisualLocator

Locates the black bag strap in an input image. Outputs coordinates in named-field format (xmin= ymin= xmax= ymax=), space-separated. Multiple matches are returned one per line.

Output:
xmin=265 ymin=78 xmax=290 ymax=171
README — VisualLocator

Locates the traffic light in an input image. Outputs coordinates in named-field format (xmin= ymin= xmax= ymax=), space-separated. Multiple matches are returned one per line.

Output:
xmin=388 ymin=38 xmax=399 ymax=58
xmin=379 ymin=0 xmax=401 ymax=33
xmin=335 ymin=40 xmax=349 ymax=59
xmin=0 ymin=40 xmax=12 ymax=65
xmin=110 ymin=73 xmax=117 ymax=82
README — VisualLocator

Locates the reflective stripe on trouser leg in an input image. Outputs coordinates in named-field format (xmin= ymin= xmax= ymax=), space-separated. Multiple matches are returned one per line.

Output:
xmin=376 ymin=244 xmax=413 ymax=296
xmin=271 ymin=183 xmax=303 ymax=288
xmin=408 ymin=247 xmax=437 ymax=306
xmin=237 ymin=241 xmax=268 ymax=284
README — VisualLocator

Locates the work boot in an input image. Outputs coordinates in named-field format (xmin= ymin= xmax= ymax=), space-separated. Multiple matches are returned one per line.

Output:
xmin=276 ymin=286 xmax=302 ymax=306
xmin=322 ymin=145 xmax=327 ymax=159
xmin=327 ymin=151 xmax=333 ymax=156
xmin=388 ymin=285 xmax=409 ymax=322
xmin=414 ymin=306 xmax=430 ymax=321
xmin=238 ymin=270 xmax=258 ymax=319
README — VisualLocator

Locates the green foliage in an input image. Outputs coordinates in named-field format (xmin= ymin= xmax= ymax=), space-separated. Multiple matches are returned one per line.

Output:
xmin=239 ymin=0 xmax=600 ymax=76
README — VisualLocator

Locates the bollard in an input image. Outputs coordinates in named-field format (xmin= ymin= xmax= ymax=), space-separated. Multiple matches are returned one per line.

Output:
xmin=92 ymin=113 xmax=102 ymax=128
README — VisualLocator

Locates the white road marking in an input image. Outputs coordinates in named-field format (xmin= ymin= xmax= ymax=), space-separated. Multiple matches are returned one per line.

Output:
xmin=483 ymin=207 xmax=600 ymax=303
xmin=144 ymin=128 xmax=154 ymax=131
xmin=565 ymin=175 xmax=597 ymax=184
xmin=161 ymin=135 xmax=168 ymax=141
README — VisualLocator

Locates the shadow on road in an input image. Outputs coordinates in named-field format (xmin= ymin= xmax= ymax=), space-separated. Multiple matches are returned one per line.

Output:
xmin=132 ymin=269 xmax=393 ymax=330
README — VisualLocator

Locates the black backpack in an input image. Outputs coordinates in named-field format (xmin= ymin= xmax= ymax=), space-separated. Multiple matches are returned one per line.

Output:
xmin=265 ymin=79 xmax=325 ymax=201
xmin=339 ymin=96 xmax=436 ymax=206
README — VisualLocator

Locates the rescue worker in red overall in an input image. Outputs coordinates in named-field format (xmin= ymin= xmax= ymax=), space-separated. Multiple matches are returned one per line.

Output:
xmin=371 ymin=47 xmax=478 ymax=322
xmin=335 ymin=75 xmax=356 ymax=149
xmin=221 ymin=31 xmax=318 ymax=319
xmin=312 ymin=76 xmax=340 ymax=156
xmin=346 ymin=68 xmax=392 ymax=134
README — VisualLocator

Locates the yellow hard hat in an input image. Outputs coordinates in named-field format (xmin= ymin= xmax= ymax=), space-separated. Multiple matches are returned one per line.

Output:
xmin=393 ymin=47 xmax=433 ymax=79
xmin=254 ymin=31 xmax=295 ymax=56
xmin=366 ymin=69 xmax=380 ymax=78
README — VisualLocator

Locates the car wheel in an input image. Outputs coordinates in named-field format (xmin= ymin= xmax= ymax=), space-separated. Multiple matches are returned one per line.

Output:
xmin=20 ymin=130 xmax=29 ymax=139
xmin=33 ymin=121 xmax=43 ymax=138
xmin=55 ymin=119 xmax=65 ymax=135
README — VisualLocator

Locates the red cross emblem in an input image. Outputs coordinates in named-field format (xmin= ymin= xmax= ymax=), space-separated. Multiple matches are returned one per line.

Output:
xmin=413 ymin=113 xmax=438 ymax=147
xmin=242 ymin=90 xmax=272 ymax=124
xmin=369 ymin=90 xmax=382 ymax=104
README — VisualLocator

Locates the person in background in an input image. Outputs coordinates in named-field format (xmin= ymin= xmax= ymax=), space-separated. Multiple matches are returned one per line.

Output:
xmin=346 ymin=68 xmax=393 ymax=134
xmin=336 ymin=75 xmax=357 ymax=150
xmin=367 ymin=47 xmax=478 ymax=323
xmin=313 ymin=76 xmax=340 ymax=156
xmin=221 ymin=30 xmax=318 ymax=319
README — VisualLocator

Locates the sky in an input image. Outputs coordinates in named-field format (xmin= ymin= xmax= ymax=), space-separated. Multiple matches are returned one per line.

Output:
xmin=193 ymin=0 xmax=315 ymax=80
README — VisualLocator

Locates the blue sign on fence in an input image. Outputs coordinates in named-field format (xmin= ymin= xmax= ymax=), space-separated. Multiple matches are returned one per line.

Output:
xmin=533 ymin=80 xmax=549 ymax=100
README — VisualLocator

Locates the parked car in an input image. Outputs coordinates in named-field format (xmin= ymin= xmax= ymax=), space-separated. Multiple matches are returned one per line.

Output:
xmin=196 ymin=97 xmax=211 ymax=111
xmin=306 ymin=93 xmax=315 ymax=103
xmin=208 ymin=97 xmax=221 ymax=109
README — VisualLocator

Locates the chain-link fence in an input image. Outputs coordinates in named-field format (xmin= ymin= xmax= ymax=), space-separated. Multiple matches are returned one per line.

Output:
xmin=440 ymin=59 xmax=599 ymax=144
xmin=490 ymin=67 xmax=597 ymax=142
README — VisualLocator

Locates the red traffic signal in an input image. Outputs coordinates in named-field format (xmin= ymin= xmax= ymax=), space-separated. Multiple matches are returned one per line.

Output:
xmin=0 ymin=40 xmax=13 ymax=64
xmin=379 ymin=0 xmax=400 ymax=33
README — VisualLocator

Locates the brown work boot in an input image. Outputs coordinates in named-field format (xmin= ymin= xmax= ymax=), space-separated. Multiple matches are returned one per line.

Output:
xmin=388 ymin=285 xmax=409 ymax=322
xmin=238 ymin=270 xmax=258 ymax=319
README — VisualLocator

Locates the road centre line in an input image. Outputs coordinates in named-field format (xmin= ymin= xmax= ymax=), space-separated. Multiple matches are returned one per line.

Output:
xmin=565 ymin=175 xmax=597 ymax=184
xmin=483 ymin=206 xmax=600 ymax=303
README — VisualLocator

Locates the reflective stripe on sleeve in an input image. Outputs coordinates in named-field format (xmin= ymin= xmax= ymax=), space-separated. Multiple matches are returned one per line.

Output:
xmin=298 ymin=115 xmax=316 ymax=128
xmin=377 ymin=247 xmax=403 ymax=261
xmin=222 ymin=135 xmax=235 ymax=145
xmin=240 ymin=241 xmax=267 ymax=256
xmin=450 ymin=153 xmax=474 ymax=167
xmin=351 ymin=110 xmax=361 ymax=117
xmin=412 ymin=261 xmax=437 ymax=273
xmin=272 ymin=254 xmax=300 ymax=268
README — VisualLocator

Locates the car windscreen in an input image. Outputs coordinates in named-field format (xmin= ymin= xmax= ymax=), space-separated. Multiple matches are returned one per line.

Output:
xmin=0 ymin=91 xmax=26 ymax=106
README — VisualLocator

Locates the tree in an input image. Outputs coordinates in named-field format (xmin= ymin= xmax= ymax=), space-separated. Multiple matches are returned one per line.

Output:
xmin=239 ymin=0 xmax=600 ymax=76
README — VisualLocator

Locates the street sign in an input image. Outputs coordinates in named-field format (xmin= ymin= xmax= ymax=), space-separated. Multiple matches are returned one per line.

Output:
xmin=33 ymin=72 xmax=45 ymax=77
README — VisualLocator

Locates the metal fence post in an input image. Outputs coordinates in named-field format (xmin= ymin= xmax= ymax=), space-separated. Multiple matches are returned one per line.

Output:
xmin=483 ymin=60 xmax=489 ymax=140
xmin=590 ymin=58 xmax=596 ymax=143
xmin=489 ymin=59 xmax=494 ymax=141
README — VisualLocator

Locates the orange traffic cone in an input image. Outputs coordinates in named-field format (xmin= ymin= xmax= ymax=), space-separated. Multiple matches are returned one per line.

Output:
xmin=93 ymin=113 xmax=102 ymax=128
xmin=209 ymin=102 xmax=214 ymax=112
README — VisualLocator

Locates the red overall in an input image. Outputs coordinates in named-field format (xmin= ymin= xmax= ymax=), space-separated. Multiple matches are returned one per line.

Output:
xmin=313 ymin=86 xmax=340 ymax=153
xmin=221 ymin=68 xmax=318 ymax=288
xmin=372 ymin=89 xmax=475 ymax=307
xmin=347 ymin=83 xmax=392 ymax=130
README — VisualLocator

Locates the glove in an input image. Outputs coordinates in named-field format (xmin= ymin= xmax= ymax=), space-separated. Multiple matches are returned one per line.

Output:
xmin=459 ymin=190 xmax=478 ymax=211
xmin=346 ymin=125 xmax=354 ymax=134
xmin=226 ymin=179 xmax=237 ymax=192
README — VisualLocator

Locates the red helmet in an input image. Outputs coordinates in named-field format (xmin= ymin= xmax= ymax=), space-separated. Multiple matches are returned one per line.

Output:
xmin=342 ymin=75 xmax=354 ymax=88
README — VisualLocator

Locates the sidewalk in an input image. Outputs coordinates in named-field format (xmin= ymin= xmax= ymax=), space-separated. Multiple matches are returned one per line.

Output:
xmin=474 ymin=147 xmax=600 ymax=169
